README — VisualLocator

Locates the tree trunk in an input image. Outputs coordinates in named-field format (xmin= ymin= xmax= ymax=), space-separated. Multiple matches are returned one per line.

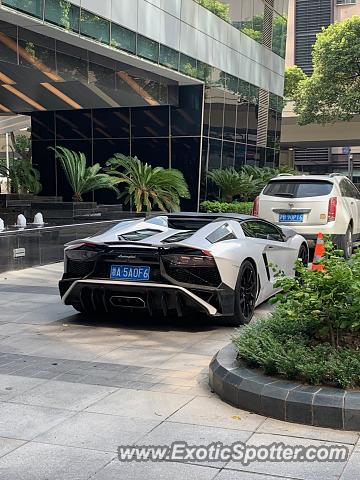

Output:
xmin=73 ymin=192 xmax=83 ymax=202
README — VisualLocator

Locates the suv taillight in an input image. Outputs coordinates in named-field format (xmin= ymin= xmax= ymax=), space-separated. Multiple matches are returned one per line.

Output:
xmin=328 ymin=197 xmax=337 ymax=222
xmin=252 ymin=196 xmax=260 ymax=217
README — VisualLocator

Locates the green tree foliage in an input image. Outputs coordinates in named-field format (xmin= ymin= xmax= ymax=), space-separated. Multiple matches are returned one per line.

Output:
xmin=233 ymin=241 xmax=360 ymax=389
xmin=284 ymin=65 xmax=307 ymax=99
xmin=239 ymin=15 xmax=287 ymax=58
xmin=197 ymin=0 xmax=230 ymax=22
xmin=208 ymin=166 xmax=297 ymax=202
xmin=52 ymin=147 xmax=118 ymax=202
xmin=294 ymin=17 xmax=360 ymax=124
xmin=105 ymin=154 xmax=190 ymax=213
xmin=0 ymin=133 xmax=41 ymax=194
xmin=208 ymin=168 xmax=261 ymax=203
xmin=196 ymin=0 xmax=230 ymax=22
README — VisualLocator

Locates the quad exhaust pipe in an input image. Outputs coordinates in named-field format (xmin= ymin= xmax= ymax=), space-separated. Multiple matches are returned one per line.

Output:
xmin=110 ymin=295 xmax=146 ymax=308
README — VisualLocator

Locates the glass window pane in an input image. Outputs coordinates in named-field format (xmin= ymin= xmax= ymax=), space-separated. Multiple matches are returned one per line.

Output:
xmin=222 ymin=141 xmax=235 ymax=169
xmin=56 ymin=50 xmax=88 ymax=82
xmin=45 ymin=0 xmax=79 ymax=32
xmin=132 ymin=106 xmax=169 ymax=138
xmin=0 ymin=21 xmax=18 ymax=65
xmin=179 ymin=54 xmax=197 ymax=77
xmin=171 ymin=85 xmax=203 ymax=137
xmin=272 ymin=13 xmax=287 ymax=58
xmin=80 ymin=9 xmax=110 ymax=44
xmin=18 ymin=40 xmax=56 ymax=72
xmin=131 ymin=138 xmax=169 ymax=168
xmin=267 ymin=108 xmax=277 ymax=148
xmin=209 ymin=89 xmax=225 ymax=139
xmin=137 ymin=35 xmax=159 ymax=63
xmin=223 ymin=99 xmax=237 ymax=141
xmin=159 ymin=45 xmax=179 ymax=70
xmin=208 ymin=139 xmax=222 ymax=170
xmin=171 ymin=137 xmax=201 ymax=211
xmin=92 ymin=108 xmax=130 ymax=139
xmin=88 ymin=62 xmax=115 ymax=90
xmin=235 ymin=143 xmax=246 ymax=169
xmin=2 ymin=0 xmax=44 ymax=19
xmin=111 ymin=24 xmax=136 ymax=54
xmin=197 ymin=61 xmax=212 ymax=83
xmin=55 ymin=110 xmax=92 ymax=139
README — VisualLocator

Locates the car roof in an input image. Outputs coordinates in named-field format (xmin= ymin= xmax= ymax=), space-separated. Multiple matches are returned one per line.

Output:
xmin=268 ymin=175 xmax=338 ymax=182
xmin=146 ymin=212 xmax=254 ymax=222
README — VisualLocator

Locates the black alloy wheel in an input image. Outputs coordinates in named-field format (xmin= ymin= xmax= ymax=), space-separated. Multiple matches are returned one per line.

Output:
xmin=220 ymin=260 xmax=257 ymax=327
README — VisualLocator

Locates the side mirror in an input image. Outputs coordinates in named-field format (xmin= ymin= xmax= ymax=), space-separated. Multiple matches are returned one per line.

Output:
xmin=280 ymin=226 xmax=297 ymax=240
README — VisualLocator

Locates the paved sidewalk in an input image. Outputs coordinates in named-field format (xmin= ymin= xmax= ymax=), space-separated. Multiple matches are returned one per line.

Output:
xmin=0 ymin=264 xmax=358 ymax=480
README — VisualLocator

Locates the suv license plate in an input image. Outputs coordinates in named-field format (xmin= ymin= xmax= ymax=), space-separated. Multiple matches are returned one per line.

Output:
xmin=279 ymin=213 xmax=304 ymax=222
xmin=110 ymin=265 xmax=150 ymax=281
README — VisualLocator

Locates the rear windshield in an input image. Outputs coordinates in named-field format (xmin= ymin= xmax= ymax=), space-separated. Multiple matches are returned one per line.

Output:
xmin=263 ymin=180 xmax=333 ymax=198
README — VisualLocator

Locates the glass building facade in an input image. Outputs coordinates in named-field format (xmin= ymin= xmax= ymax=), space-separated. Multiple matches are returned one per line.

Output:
xmin=226 ymin=0 xmax=288 ymax=58
xmin=0 ymin=0 xmax=287 ymax=210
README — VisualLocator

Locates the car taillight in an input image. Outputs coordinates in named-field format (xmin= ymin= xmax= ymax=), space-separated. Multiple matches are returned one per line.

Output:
xmin=328 ymin=197 xmax=337 ymax=222
xmin=252 ymin=196 xmax=260 ymax=217
xmin=66 ymin=242 xmax=100 ymax=260
xmin=163 ymin=251 xmax=215 ymax=267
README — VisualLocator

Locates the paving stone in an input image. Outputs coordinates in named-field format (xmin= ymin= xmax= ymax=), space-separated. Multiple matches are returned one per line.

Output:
xmin=258 ymin=418 xmax=359 ymax=445
xmin=340 ymin=451 xmax=360 ymax=479
xmin=217 ymin=471 xmax=289 ymax=480
xmin=168 ymin=396 xmax=265 ymax=432
xmin=0 ymin=374 xmax=46 ymax=401
xmin=35 ymin=411 xmax=160 ymax=452
xmin=0 ymin=437 xmax=26 ymax=458
xmin=0 ymin=441 xmax=113 ymax=480
xmin=139 ymin=422 xmax=252 ymax=468
xmin=90 ymin=459 xmax=219 ymax=480
xmin=10 ymin=380 xmax=117 ymax=411
xmin=86 ymin=388 xmax=193 ymax=420
xmin=0 ymin=402 xmax=74 ymax=440
xmin=226 ymin=433 xmax=349 ymax=480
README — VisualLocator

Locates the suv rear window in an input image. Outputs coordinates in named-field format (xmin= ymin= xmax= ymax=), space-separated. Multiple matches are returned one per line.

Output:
xmin=263 ymin=180 xmax=333 ymax=198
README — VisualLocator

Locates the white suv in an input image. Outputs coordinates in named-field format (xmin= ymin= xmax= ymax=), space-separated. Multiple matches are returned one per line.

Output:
xmin=252 ymin=174 xmax=360 ymax=258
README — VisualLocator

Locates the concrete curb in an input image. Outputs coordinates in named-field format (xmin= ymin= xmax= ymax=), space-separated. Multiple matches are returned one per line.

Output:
xmin=209 ymin=343 xmax=360 ymax=431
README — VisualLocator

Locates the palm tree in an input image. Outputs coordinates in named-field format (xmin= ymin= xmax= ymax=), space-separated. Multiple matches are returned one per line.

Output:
xmin=51 ymin=147 xmax=118 ymax=202
xmin=241 ymin=165 xmax=297 ymax=190
xmin=105 ymin=154 xmax=190 ymax=213
xmin=208 ymin=167 xmax=261 ymax=202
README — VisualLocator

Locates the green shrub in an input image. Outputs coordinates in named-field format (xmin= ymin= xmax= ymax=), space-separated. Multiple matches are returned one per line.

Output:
xmin=233 ymin=241 xmax=360 ymax=389
xmin=200 ymin=201 xmax=253 ymax=215
xmin=233 ymin=313 xmax=360 ymax=389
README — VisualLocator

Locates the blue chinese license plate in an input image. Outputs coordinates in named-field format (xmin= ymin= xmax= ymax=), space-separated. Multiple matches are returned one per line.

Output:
xmin=110 ymin=265 xmax=150 ymax=281
xmin=279 ymin=213 xmax=304 ymax=223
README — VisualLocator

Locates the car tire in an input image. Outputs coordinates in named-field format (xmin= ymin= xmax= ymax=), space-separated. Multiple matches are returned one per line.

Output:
xmin=218 ymin=259 xmax=257 ymax=327
xmin=298 ymin=243 xmax=309 ymax=267
xmin=336 ymin=225 xmax=353 ymax=259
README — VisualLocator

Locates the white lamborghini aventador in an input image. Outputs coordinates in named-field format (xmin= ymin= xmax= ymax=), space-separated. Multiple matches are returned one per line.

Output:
xmin=59 ymin=213 xmax=308 ymax=326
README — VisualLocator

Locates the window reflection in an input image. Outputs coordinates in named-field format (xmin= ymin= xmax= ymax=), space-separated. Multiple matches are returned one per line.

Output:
xmin=179 ymin=54 xmax=197 ymax=77
xmin=44 ymin=0 xmax=79 ymax=32
xmin=159 ymin=45 xmax=179 ymax=70
xmin=137 ymin=35 xmax=159 ymax=63
xmin=0 ymin=22 xmax=17 ymax=65
xmin=111 ymin=24 xmax=136 ymax=54
xmin=2 ymin=0 xmax=44 ymax=19
xmin=222 ymin=141 xmax=235 ymax=169
xmin=80 ymin=10 xmax=110 ymax=44
xmin=89 ymin=62 xmax=115 ymax=90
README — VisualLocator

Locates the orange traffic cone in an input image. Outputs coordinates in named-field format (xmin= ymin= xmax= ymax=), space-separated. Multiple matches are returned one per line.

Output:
xmin=312 ymin=233 xmax=325 ymax=271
